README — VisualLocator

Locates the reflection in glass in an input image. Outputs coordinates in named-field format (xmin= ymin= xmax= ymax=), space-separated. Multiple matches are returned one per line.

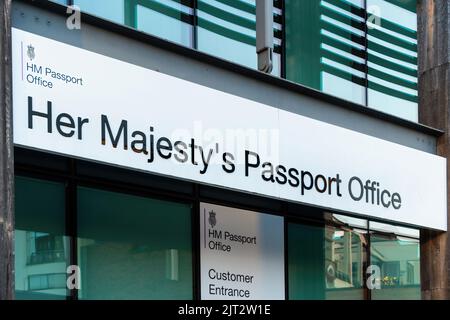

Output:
xmin=197 ymin=0 xmax=281 ymax=75
xmin=366 ymin=0 xmax=418 ymax=121
xmin=370 ymin=233 xmax=420 ymax=300
xmin=77 ymin=187 xmax=192 ymax=300
xmin=74 ymin=0 xmax=125 ymax=24
xmin=15 ymin=177 xmax=69 ymax=300
xmin=49 ymin=0 xmax=282 ymax=75
xmin=285 ymin=0 xmax=418 ymax=121
xmin=370 ymin=221 xmax=420 ymax=238
xmin=288 ymin=216 xmax=367 ymax=300
xmin=288 ymin=222 xmax=325 ymax=300
xmin=285 ymin=0 xmax=366 ymax=105
xmin=50 ymin=0 xmax=67 ymax=5
xmin=136 ymin=2 xmax=193 ymax=47
xmin=324 ymin=222 xmax=367 ymax=300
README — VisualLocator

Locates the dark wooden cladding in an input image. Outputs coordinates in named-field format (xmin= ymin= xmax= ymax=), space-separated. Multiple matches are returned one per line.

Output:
xmin=0 ymin=0 xmax=14 ymax=301
xmin=418 ymin=0 xmax=450 ymax=300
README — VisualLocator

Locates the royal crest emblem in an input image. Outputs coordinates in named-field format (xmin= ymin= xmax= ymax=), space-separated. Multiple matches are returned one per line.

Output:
xmin=208 ymin=210 xmax=217 ymax=228
xmin=27 ymin=44 xmax=35 ymax=61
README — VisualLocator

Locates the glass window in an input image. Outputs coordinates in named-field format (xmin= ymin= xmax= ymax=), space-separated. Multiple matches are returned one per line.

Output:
xmin=367 ymin=0 xmax=418 ymax=121
xmin=324 ymin=225 xmax=367 ymax=300
xmin=196 ymin=0 xmax=281 ymax=75
xmin=288 ymin=222 xmax=325 ymax=300
xmin=136 ymin=1 xmax=193 ymax=47
xmin=288 ymin=219 xmax=367 ymax=300
xmin=285 ymin=0 xmax=418 ymax=121
xmin=15 ymin=176 xmax=69 ymax=300
xmin=285 ymin=0 xmax=366 ymax=105
xmin=370 ymin=221 xmax=420 ymax=238
xmin=49 ymin=0 xmax=67 ymax=5
xmin=74 ymin=0 xmax=125 ymax=24
xmin=370 ymin=232 xmax=421 ymax=300
xmin=332 ymin=214 xmax=368 ymax=229
xmin=50 ymin=0 xmax=281 ymax=75
xmin=197 ymin=0 xmax=257 ymax=68
xmin=52 ymin=0 xmax=419 ymax=121
xmin=77 ymin=187 xmax=193 ymax=300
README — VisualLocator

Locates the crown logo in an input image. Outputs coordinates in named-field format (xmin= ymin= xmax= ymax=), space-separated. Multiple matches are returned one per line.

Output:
xmin=208 ymin=210 xmax=217 ymax=228
xmin=27 ymin=44 xmax=35 ymax=61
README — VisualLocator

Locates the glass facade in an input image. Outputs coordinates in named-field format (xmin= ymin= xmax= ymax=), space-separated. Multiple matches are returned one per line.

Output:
xmin=367 ymin=0 xmax=417 ymax=120
xmin=14 ymin=0 xmax=424 ymax=300
xmin=369 ymin=222 xmax=421 ymax=300
xmin=288 ymin=215 xmax=367 ymax=300
xmin=14 ymin=175 xmax=193 ymax=300
xmin=77 ymin=187 xmax=193 ymax=300
xmin=14 ymin=172 xmax=421 ymax=300
xmin=74 ymin=0 xmax=125 ymax=24
xmin=49 ymin=0 xmax=418 ymax=121
xmin=285 ymin=0 xmax=417 ymax=121
xmin=55 ymin=0 xmax=282 ymax=76
xmin=15 ymin=176 xmax=69 ymax=300
xmin=285 ymin=0 xmax=366 ymax=105
xmin=196 ymin=0 xmax=282 ymax=75
xmin=135 ymin=0 xmax=193 ymax=47
xmin=288 ymin=214 xmax=420 ymax=300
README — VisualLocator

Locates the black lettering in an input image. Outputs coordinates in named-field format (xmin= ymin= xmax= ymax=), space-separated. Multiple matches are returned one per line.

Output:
xmin=300 ymin=171 xmax=313 ymax=195
xmin=392 ymin=193 xmax=402 ymax=209
xmin=245 ymin=150 xmax=260 ymax=176
xmin=131 ymin=130 xmax=148 ymax=154
xmin=174 ymin=141 xmax=188 ymax=163
xmin=55 ymin=113 xmax=75 ymax=138
xmin=275 ymin=165 xmax=287 ymax=185
xmin=328 ymin=174 xmax=343 ymax=197
xmin=349 ymin=176 xmax=364 ymax=201
xmin=27 ymin=63 xmax=42 ymax=74
xmin=261 ymin=162 xmax=275 ymax=182
xmin=222 ymin=152 xmax=235 ymax=173
xmin=315 ymin=174 xmax=327 ymax=193
xmin=148 ymin=127 xmax=154 ymax=163
xmin=381 ymin=190 xmax=391 ymax=208
xmin=336 ymin=174 xmax=342 ymax=197
xmin=77 ymin=117 xmax=89 ymax=140
xmin=189 ymin=139 xmax=198 ymax=165
xmin=209 ymin=269 xmax=216 ymax=280
xmin=101 ymin=115 xmax=128 ymax=149
xmin=288 ymin=168 xmax=300 ymax=187
xmin=157 ymin=137 xmax=172 ymax=159
xmin=28 ymin=96 xmax=52 ymax=133
xmin=199 ymin=146 xmax=213 ymax=175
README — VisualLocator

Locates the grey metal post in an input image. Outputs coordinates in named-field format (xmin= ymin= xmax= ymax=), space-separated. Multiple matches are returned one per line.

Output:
xmin=256 ymin=0 xmax=273 ymax=73
xmin=0 ymin=0 xmax=14 ymax=300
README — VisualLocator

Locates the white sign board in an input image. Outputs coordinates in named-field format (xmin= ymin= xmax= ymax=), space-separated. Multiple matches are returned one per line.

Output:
xmin=200 ymin=203 xmax=285 ymax=300
xmin=12 ymin=28 xmax=447 ymax=230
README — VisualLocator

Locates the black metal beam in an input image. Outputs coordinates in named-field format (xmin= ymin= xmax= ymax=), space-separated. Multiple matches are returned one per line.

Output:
xmin=0 ymin=0 xmax=14 ymax=300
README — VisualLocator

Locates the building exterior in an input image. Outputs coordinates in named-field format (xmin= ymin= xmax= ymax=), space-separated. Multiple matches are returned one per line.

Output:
xmin=1 ymin=0 xmax=450 ymax=300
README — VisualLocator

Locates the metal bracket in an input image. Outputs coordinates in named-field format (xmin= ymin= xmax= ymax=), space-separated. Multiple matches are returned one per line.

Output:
xmin=256 ymin=0 xmax=273 ymax=73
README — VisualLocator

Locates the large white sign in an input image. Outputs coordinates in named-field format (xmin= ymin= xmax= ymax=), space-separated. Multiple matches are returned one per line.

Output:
xmin=200 ymin=203 xmax=284 ymax=300
xmin=12 ymin=28 xmax=447 ymax=230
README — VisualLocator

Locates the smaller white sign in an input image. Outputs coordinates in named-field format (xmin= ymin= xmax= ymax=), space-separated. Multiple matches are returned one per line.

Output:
xmin=200 ymin=203 xmax=285 ymax=300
